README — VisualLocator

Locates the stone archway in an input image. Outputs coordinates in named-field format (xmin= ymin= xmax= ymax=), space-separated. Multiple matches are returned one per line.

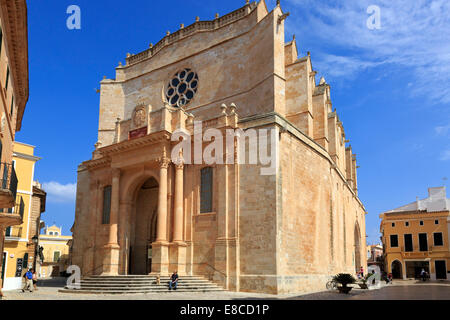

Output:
xmin=354 ymin=222 xmax=361 ymax=273
xmin=129 ymin=177 xmax=159 ymax=275
xmin=392 ymin=260 xmax=403 ymax=279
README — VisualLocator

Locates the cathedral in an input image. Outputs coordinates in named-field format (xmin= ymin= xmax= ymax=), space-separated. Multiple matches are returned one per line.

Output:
xmin=72 ymin=0 xmax=367 ymax=294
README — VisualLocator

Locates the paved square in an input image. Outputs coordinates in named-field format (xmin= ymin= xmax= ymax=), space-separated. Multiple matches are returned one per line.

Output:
xmin=1 ymin=279 xmax=449 ymax=300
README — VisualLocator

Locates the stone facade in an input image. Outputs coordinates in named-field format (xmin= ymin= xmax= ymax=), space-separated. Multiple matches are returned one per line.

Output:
xmin=72 ymin=0 xmax=366 ymax=294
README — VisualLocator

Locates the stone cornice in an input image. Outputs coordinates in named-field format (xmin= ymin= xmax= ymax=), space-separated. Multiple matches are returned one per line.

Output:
xmin=82 ymin=156 xmax=111 ymax=170
xmin=99 ymin=130 xmax=171 ymax=156
xmin=83 ymin=131 xmax=171 ymax=170
xmin=13 ymin=151 xmax=41 ymax=162
xmin=0 ymin=0 xmax=29 ymax=131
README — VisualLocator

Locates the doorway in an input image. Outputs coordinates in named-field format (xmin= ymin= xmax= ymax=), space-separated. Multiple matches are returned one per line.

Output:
xmin=405 ymin=261 xmax=429 ymax=279
xmin=129 ymin=177 xmax=158 ymax=275
xmin=435 ymin=260 xmax=447 ymax=280
xmin=392 ymin=260 xmax=403 ymax=279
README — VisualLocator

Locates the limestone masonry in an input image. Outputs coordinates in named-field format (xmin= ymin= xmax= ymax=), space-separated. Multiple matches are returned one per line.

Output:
xmin=72 ymin=0 xmax=367 ymax=294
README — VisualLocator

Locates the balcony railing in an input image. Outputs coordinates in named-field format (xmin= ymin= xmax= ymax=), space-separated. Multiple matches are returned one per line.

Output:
xmin=0 ymin=162 xmax=18 ymax=200
xmin=15 ymin=196 xmax=25 ymax=220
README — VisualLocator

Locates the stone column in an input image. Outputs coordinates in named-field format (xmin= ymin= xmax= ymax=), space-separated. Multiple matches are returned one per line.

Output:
xmin=173 ymin=162 xmax=184 ymax=242
xmin=109 ymin=168 xmax=120 ymax=245
xmin=156 ymin=159 xmax=169 ymax=242
xmin=214 ymin=164 xmax=229 ymax=288
xmin=119 ymin=200 xmax=132 ymax=275
xmin=102 ymin=168 xmax=121 ymax=275
xmin=84 ymin=179 xmax=99 ymax=276
xmin=171 ymin=161 xmax=187 ymax=274
xmin=152 ymin=158 xmax=170 ymax=274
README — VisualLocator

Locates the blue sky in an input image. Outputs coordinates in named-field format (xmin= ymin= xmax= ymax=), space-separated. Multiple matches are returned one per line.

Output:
xmin=17 ymin=0 xmax=449 ymax=242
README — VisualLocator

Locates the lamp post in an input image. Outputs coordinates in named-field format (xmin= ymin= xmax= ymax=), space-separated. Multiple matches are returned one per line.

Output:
xmin=31 ymin=235 xmax=38 ymax=271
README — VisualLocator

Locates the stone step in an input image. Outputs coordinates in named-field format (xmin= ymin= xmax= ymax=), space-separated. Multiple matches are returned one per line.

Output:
xmin=60 ymin=288 xmax=225 ymax=294
xmin=79 ymin=283 xmax=219 ymax=288
xmin=82 ymin=278 xmax=209 ymax=282
xmin=76 ymin=283 xmax=222 ymax=288
xmin=85 ymin=275 xmax=207 ymax=279
xmin=81 ymin=278 xmax=209 ymax=282
xmin=76 ymin=286 xmax=222 ymax=291
xmin=60 ymin=275 xmax=224 ymax=294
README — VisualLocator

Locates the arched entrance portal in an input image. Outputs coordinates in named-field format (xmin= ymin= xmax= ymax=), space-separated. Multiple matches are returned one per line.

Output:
xmin=354 ymin=222 xmax=361 ymax=273
xmin=392 ymin=260 xmax=403 ymax=279
xmin=129 ymin=177 xmax=158 ymax=275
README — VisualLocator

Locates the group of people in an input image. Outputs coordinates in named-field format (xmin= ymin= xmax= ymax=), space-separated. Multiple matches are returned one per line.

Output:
xmin=22 ymin=268 xmax=38 ymax=292
xmin=357 ymin=266 xmax=393 ymax=284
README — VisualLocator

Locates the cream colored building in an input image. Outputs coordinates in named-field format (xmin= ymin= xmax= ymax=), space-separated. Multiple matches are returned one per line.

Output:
xmin=39 ymin=225 xmax=72 ymax=278
xmin=380 ymin=187 xmax=450 ymax=280
xmin=2 ymin=142 xmax=45 ymax=290
xmin=72 ymin=0 xmax=367 ymax=294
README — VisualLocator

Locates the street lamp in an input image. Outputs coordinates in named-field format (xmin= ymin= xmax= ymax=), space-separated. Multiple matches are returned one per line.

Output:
xmin=31 ymin=235 xmax=39 ymax=270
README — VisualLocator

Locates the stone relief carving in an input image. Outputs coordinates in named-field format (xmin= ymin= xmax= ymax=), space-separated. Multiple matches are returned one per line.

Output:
xmin=132 ymin=106 xmax=147 ymax=129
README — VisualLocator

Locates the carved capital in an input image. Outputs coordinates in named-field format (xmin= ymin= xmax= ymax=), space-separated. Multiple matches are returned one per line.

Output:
xmin=112 ymin=168 xmax=121 ymax=179
xmin=158 ymin=157 xmax=170 ymax=169
xmin=175 ymin=161 xmax=184 ymax=170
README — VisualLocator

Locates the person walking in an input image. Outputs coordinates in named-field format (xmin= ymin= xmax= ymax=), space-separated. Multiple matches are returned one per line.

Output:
xmin=169 ymin=271 xmax=179 ymax=291
xmin=22 ymin=269 xmax=34 ymax=292
xmin=32 ymin=269 xmax=38 ymax=291
xmin=420 ymin=268 xmax=426 ymax=282
xmin=388 ymin=273 xmax=393 ymax=284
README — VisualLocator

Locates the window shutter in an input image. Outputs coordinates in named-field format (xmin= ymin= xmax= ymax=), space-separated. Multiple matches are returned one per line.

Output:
xmin=23 ymin=253 xmax=28 ymax=270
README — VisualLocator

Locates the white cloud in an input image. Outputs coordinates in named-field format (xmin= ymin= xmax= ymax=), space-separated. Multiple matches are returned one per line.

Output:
xmin=439 ymin=149 xmax=450 ymax=161
xmin=285 ymin=0 xmax=450 ymax=103
xmin=435 ymin=124 xmax=450 ymax=136
xmin=42 ymin=181 xmax=76 ymax=203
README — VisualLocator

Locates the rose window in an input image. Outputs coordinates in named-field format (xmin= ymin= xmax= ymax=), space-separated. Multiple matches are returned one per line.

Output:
xmin=166 ymin=68 xmax=198 ymax=108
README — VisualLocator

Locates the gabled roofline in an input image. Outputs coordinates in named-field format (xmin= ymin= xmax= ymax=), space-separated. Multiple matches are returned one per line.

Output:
xmin=124 ymin=1 xmax=260 ymax=67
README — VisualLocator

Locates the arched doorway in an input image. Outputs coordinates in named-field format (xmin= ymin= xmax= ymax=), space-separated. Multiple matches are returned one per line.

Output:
xmin=392 ymin=260 xmax=403 ymax=279
xmin=129 ymin=177 xmax=158 ymax=275
xmin=354 ymin=222 xmax=361 ymax=273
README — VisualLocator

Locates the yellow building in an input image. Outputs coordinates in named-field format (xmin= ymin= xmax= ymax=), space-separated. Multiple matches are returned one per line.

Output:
xmin=2 ymin=142 xmax=46 ymax=290
xmin=0 ymin=0 xmax=29 ymax=295
xmin=38 ymin=225 xmax=72 ymax=278
xmin=380 ymin=187 xmax=450 ymax=280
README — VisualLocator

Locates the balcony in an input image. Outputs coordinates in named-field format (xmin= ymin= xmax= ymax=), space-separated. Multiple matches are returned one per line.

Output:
xmin=0 ymin=195 xmax=24 ymax=228
xmin=0 ymin=162 xmax=18 ymax=208
xmin=401 ymin=246 xmax=431 ymax=258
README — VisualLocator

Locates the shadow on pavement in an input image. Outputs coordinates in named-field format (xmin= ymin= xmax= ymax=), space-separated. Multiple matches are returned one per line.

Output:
xmin=36 ymin=277 xmax=67 ymax=288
